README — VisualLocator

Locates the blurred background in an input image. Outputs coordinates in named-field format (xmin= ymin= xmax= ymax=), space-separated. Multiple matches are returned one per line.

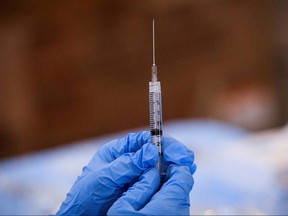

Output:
xmin=1 ymin=0 xmax=288 ymax=215
xmin=0 ymin=0 xmax=288 ymax=158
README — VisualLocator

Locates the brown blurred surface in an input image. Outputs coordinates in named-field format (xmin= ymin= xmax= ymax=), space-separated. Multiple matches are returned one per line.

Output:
xmin=0 ymin=0 xmax=286 ymax=158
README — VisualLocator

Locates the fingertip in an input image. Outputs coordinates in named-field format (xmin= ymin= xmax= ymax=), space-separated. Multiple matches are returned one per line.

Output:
xmin=136 ymin=131 xmax=151 ymax=144
xmin=125 ymin=131 xmax=151 ymax=152
xmin=166 ymin=165 xmax=194 ymax=192
xmin=163 ymin=139 xmax=194 ymax=167
xmin=149 ymin=165 xmax=193 ymax=205
xmin=100 ymin=142 xmax=158 ymax=189
xmin=190 ymin=163 xmax=197 ymax=175
xmin=98 ymin=131 xmax=151 ymax=163
xmin=133 ymin=143 xmax=158 ymax=170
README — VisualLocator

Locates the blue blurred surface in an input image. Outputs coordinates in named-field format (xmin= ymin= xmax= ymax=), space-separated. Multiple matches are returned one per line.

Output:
xmin=0 ymin=119 xmax=288 ymax=215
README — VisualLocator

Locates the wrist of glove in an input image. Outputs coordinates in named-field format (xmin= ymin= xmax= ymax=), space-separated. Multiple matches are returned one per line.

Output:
xmin=56 ymin=131 xmax=196 ymax=215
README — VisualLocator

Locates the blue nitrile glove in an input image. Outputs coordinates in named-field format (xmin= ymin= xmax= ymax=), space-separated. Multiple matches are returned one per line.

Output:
xmin=107 ymin=135 xmax=196 ymax=215
xmin=56 ymin=132 xmax=196 ymax=215
xmin=56 ymin=131 xmax=158 ymax=215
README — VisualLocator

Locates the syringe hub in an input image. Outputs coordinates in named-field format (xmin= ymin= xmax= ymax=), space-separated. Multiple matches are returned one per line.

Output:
xmin=151 ymin=64 xmax=158 ymax=82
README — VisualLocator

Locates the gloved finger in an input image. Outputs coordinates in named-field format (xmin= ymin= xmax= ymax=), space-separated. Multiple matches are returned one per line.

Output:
xmin=150 ymin=164 xmax=193 ymax=203
xmin=96 ymin=131 xmax=150 ymax=163
xmin=107 ymin=168 xmax=160 ymax=215
xmin=190 ymin=163 xmax=197 ymax=175
xmin=162 ymin=135 xmax=195 ymax=174
xmin=98 ymin=143 xmax=158 ymax=190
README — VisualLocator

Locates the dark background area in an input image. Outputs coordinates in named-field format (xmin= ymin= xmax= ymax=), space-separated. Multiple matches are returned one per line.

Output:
xmin=0 ymin=0 xmax=287 ymax=158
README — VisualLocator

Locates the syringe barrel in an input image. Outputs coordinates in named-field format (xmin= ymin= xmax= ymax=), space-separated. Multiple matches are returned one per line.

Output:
xmin=149 ymin=81 xmax=165 ymax=177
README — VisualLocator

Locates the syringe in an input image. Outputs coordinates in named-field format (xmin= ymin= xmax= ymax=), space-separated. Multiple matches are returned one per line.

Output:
xmin=149 ymin=20 xmax=165 ymax=178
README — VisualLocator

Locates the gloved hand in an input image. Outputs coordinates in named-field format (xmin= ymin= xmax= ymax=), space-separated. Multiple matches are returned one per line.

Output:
xmin=56 ymin=131 xmax=158 ymax=215
xmin=56 ymin=131 xmax=195 ymax=215
xmin=107 ymin=135 xmax=196 ymax=215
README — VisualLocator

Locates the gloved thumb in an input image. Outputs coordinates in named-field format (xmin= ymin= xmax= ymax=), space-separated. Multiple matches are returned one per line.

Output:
xmin=98 ymin=143 xmax=158 ymax=190
xmin=107 ymin=167 xmax=160 ymax=215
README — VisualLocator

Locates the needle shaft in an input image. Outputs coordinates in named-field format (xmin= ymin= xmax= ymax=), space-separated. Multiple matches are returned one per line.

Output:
xmin=153 ymin=19 xmax=155 ymax=65
xmin=152 ymin=20 xmax=158 ymax=82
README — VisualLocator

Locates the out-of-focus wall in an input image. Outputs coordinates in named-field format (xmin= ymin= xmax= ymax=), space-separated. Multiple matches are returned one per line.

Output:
xmin=0 ymin=0 xmax=285 ymax=158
